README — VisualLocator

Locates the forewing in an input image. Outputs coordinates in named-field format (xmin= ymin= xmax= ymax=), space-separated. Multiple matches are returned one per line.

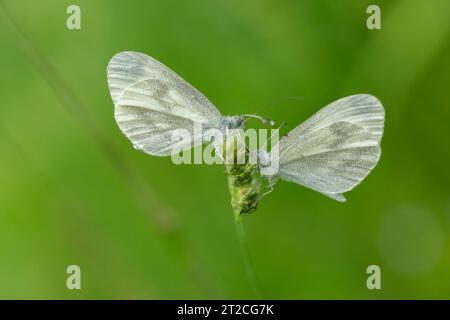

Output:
xmin=107 ymin=51 xmax=222 ymax=122
xmin=289 ymin=94 xmax=384 ymax=142
xmin=278 ymin=121 xmax=381 ymax=195
xmin=115 ymin=78 xmax=221 ymax=156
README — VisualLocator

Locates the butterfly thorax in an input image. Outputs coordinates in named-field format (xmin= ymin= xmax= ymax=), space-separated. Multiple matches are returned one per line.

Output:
xmin=251 ymin=148 xmax=278 ymax=180
xmin=220 ymin=115 xmax=245 ymax=129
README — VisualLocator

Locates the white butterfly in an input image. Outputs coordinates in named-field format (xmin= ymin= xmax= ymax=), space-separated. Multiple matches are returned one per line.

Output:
xmin=107 ymin=52 xmax=384 ymax=204
xmin=107 ymin=51 xmax=247 ymax=156
xmin=256 ymin=94 xmax=385 ymax=202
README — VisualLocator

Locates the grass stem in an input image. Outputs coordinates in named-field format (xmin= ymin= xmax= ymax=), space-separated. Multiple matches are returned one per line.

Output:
xmin=233 ymin=212 xmax=262 ymax=298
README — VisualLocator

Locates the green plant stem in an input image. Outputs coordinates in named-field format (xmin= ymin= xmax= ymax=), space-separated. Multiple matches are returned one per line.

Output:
xmin=233 ymin=212 xmax=261 ymax=298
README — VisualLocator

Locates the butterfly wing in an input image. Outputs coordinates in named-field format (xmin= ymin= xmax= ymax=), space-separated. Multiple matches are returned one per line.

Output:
xmin=115 ymin=78 xmax=223 ymax=156
xmin=107 ymin=51 xmax=221 ymax=116
xmin=322 ymin=193 xmax=347 ymax=202
xmin=275 ymin=94 xmax=384 ymax=201
xmin=108 ymin=52 xmax=223 ymax=156
xmin=290 ymin=94 xmax=384 ymax=142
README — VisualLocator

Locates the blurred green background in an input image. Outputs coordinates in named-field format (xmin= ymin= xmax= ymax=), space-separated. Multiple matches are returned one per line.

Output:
xmin=0 ymin=0 xmax=449 ymax=299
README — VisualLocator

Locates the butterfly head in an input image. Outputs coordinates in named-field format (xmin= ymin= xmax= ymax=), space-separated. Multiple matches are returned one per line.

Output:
xmin=221 ymin=115 xmax=245 ymax=129
xmin=251 ymin=149 xmax=271 ymax=170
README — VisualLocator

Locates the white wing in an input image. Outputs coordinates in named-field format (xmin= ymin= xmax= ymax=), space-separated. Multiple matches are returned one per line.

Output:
xmin=278 ymin=121 xmax=381 ymax=198
xmin=290 ymin=94 xmax=384 ymax=142
xmin=274 ymin=95 xmax=384 ymax=200
xmin=115 ymin=78 xmax=222 ymax=156
xmin=107 ymin=51 xmax=222 ymax=119
xmin=323 ymin=193 xmax=347 ymax=202
xmin=108 ymin=52 xmax=224 ymax=156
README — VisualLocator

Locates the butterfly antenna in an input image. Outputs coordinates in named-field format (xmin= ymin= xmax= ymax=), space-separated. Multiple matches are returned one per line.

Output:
xmin=242 ymin=96 xmax=304 ymax=126
xmin=260 ymin=121 xmax=288 ymax=150
xmin=242 ymin=114 xmax=276 ymax=127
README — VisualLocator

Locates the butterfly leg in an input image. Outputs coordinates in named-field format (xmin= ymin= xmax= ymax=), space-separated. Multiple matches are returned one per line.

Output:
xmin=258 ymin=181 xmax=276 ymax=199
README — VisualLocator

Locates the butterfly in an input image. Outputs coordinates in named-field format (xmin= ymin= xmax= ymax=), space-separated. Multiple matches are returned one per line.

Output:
xmin=107 ymin=51 xmax=265 ymax=156
xmin=107 ymin=51 xmax=385 ymax=214
xmin=107 ymin=51 xmax=269 ymax=214
xmin=255 ymin=94 xmax=385 ymax=202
